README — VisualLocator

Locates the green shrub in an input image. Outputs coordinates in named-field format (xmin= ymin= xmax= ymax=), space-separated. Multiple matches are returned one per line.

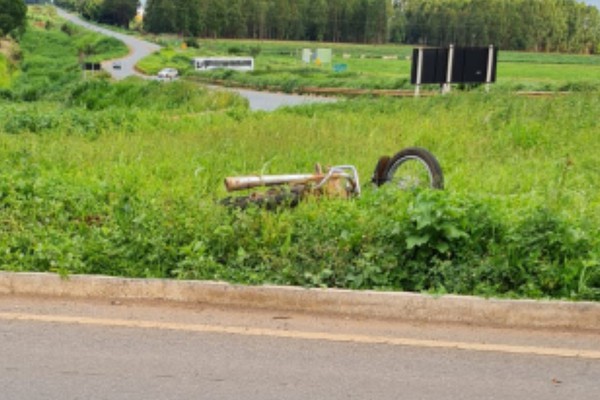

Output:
xmin=227 ymin=46 xmax=242 ymax=55
xmin=60 ymin=22 xmax=78 ymax=36
xmin=185 ymin=38 xmax=199 ymax=48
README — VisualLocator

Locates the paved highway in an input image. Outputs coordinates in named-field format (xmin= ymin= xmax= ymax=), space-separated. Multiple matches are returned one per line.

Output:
xmin=55 ymin=7 xmax=336 ymax=111
xmin=1 ymin=295 xmax=599 ymax=400
xmin=56 ymin=8 xmax=160 ymax=80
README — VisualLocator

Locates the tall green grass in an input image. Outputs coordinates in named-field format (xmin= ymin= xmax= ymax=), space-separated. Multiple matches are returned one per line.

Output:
xmin=0 ymin=54 xmax=11 ymax=88
xmin=1 ymin=8 xmax=598 ymax=300
xmin=1 ymin=91 xmax=599 ymax=300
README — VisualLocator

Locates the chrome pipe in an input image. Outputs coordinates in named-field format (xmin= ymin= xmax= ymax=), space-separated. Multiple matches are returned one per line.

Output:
xmin=224 ymin=174 xmax=322 ymax=192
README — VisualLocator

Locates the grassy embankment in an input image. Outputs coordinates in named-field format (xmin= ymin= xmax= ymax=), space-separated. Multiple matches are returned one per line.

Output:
xmin=0 ymin=8 xmax=598 ymax=300
xmin=0 ymin=38 xmax=20 ymax=89
xmin=0 ymin=53 xmax=11 ymax=88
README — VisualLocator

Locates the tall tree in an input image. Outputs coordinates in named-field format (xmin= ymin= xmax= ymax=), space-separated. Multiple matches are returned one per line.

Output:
xmin=204 ymin=0 xmax=227 ymax=37
xmin=305 ymin=0 xmax=328 ymax=41
xmin=144 ymin=0 xmax=176 ymax=33
xmin=224 ymin=0 xmax=245 ymax=38
xmin=0 ymin=0 xmax=27 ymax=36
xmin=389 ymin=1 xmax=407 ymax=43
xmin=99 ymin=0 xmax=138 ymax=28
xmin=362 ymin=0 xmax=390 ymax=44
xmin=169 ymin=0 xmax=202 ymax=36
xmin=326 ymin=0 xmax=344 ymax=42
xmin=185 ymin=0 xmax=203 ymax=37
xmin=287 ymin=0 xmax=307 ymax=40
xmin=269 ymin=0 xmax=291 ymax=40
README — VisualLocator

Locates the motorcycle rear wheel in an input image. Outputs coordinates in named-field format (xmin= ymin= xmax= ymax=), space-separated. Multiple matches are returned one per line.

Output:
xmin=380 ymin=147 xmax=444 ymax=190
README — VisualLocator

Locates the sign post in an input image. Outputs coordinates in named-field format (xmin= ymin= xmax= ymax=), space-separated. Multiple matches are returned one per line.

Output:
xmin=443 ymin=44 xmax=454 ymax=94
xmin=485 ymin=44 xmax=495 ymax=92
xmin=415 ymin=48 xmax=423 ymax=97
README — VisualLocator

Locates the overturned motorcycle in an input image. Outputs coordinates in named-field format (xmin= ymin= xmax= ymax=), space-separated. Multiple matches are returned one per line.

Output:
xmin=221 ymin=147 xmax=444 ymax=209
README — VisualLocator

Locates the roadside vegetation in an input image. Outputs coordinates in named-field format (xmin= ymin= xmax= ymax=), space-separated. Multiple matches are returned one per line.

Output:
xmin=0 ymin=50 xmax=15 ymax=88
xmin=1 ymin=6 xmax=129 ymax=102
xmin=0 ymin=7 xmax=598 ymax=301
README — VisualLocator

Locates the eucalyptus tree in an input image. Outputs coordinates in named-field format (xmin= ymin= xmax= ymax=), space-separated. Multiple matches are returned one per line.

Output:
xmin=144 ymin=0 xmax=176 ymax=33
xmin=326 ymin=0 xmax=344 ymax=41
xmin=287 ymin=0 xmax=306 ymax=40
xmin=399 ymin=0 xmax=599 ymax=53
xmin=268 ymin=0 xmax=292 ymax=39
xmin=305 ymin=0 xmax=328 ymax=41
xmin=138 ymin=0 xmax=599 ymax=53
xmin=388 ymin=1 xmax=407 ymax=43
xmin=241 ymin=0 xmax=264 ymax=39
xmin=223 ymin=0 xmax=245 ymax=38
xmin=99 ymin=0 xmax=137 ymax=28
xmin=361 ymin=0 xmax=391 ymax=43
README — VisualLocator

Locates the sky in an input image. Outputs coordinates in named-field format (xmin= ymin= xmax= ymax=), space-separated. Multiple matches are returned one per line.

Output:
xmin=585 ymin=0 xmax=600 ymax=8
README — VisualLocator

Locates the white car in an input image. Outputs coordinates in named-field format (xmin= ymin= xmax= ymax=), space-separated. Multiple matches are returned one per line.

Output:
xmin=157 ymin=68 xmax=179 ymax=80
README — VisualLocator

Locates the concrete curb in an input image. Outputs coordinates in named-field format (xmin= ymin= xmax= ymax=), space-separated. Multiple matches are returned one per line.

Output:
xmin=1 ymin=272 xmax=599 ymax=332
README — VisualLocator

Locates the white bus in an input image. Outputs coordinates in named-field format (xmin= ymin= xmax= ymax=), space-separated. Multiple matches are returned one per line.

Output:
xmin=193 ymin=57 xmax=254 ymax=72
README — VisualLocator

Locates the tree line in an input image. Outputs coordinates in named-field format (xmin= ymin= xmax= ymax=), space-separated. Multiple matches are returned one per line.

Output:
xmin=397 ymin=0 xmax=600 ymax=54
xmin=140 ymin=0 xmax=390 ymax=44
xmin=55 ymin=0 xmax=138 ymax=28
xmin=55 ymin=0 xmax=600 ymax=53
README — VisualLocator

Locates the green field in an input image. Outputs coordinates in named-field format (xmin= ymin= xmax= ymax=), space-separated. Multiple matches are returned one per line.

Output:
xmin=136 ymin=38 xmax=600 ymax=92
xmin=0 ymin=8 xmax=598 ymax=300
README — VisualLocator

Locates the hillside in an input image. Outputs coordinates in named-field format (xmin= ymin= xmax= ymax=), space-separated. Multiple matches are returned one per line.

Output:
xmin=0 ymin=39 xmax=16 ymax=88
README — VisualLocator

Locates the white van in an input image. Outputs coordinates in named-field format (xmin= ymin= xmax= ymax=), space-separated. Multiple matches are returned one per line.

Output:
xmin=193 ymin=57 xmax=254 ymax=72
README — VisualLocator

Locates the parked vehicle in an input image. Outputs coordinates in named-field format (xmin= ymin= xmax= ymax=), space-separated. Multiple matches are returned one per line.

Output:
xmin=112 ymin=61 xmax=122 ymax=70
xmin=193 ymin=57 xmax=254 ymax=72
xmin=157 ymin=68 xmax=179 ymax=80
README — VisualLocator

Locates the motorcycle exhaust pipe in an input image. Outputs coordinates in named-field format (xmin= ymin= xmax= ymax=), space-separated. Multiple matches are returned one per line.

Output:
xmin=224 ymin=174 xmax=323 ymax=192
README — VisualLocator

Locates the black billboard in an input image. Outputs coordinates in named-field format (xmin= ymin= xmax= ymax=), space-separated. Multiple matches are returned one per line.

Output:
xmin=411 ymin=46 xmax=498 ymax=85
xmin=82 ymin=62 xmax=102 ymax=71
xmin=410 ymin=48 xmax=448 ymax=84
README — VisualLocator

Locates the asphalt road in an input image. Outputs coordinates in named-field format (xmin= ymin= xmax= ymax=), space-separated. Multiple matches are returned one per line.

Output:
xmin=1 ymin=295 xmax=599 ymax=400
xmin=55 ymin=7 xmax=336 ymax=111
xmin=55 ymin=8 xmax=160 ymax=80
